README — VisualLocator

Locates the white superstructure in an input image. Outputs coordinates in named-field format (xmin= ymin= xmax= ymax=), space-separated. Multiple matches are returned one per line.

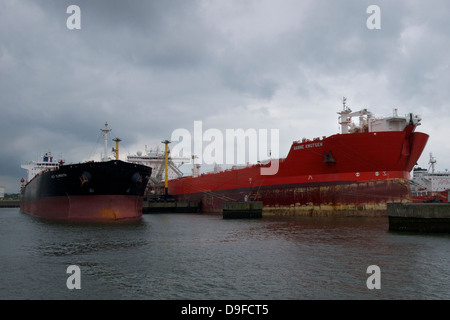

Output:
xmin=412 ymin=153 xmax=450 ymax=194
xmin=21 ymin=123 xmax=111 ymax=183
xmin=337 ymin=97 xmax=422 ymax=134
xmin=21 ymin=152 xmax=62 ymax=182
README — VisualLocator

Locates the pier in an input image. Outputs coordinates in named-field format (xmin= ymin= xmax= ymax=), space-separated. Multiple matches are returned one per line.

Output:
xmin=387 ymin=202 xmax=450 ymax=233
xmin=143 ymin=200 xmax=200 ymax=213
xmin=222 ymin=201 xmax=263 ymax=219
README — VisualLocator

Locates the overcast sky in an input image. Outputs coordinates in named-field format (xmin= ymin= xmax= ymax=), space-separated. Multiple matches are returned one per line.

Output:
xmin=1 ymin=0 xmax=450 ymax=192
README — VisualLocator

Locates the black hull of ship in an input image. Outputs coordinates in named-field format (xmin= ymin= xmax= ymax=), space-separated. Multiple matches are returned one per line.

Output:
xmin=20 ymin=160 xmax=151 ymax=221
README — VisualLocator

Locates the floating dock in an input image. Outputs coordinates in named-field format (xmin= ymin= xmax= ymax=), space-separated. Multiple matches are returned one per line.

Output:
xmin=222 ymin=201 xmax=263 ymax=219
xmin=387 ymin=202 xmax=450 ymax=233
xmin=143 ymin=200 xmax=200 ymax=213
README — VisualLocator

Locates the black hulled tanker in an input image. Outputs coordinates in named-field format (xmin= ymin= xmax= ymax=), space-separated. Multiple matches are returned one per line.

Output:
xmin=20 ymin=123 xmax=151 ymax=221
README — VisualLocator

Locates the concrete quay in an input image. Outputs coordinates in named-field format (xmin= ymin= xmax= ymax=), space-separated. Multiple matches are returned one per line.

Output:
xmin=387 ymin=202 xmax=450 ymax=233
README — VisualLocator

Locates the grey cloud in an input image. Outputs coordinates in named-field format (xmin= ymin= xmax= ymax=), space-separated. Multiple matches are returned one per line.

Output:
xmin=1 ymin=0 xmax=450 ymax=192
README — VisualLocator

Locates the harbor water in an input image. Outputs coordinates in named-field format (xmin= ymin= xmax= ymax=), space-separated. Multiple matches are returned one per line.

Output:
xmin=1 ymin=207 xmax=450 ymax=300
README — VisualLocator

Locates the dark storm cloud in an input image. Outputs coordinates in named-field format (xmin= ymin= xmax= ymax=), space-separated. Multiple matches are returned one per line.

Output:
xmin=1 ymin=0 xmax=450 ymax=191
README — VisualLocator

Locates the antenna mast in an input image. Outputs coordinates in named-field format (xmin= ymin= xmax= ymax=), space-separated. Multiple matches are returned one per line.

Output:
xmin=429 ymin=152 xmax=437 ymax=174
xmin=101 ymin=122 xmax=112 ymax=161
xmin=338 ymin=97 xmax=352 ymax=134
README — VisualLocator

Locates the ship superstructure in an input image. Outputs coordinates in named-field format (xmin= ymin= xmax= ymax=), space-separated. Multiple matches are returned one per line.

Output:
xmin=21 ymin=152 xmax=62 ymax=182
xmin=411 ymin=153 xmax=449 ymax=202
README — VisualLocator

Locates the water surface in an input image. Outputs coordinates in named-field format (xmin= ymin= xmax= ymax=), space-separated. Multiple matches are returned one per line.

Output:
xmin=1 ymin=208 xmax=449 ymax=299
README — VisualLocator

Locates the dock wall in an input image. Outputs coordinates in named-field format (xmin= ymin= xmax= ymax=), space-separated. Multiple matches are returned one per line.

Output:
xmin=387 ymin=202 xmax=450 ymax=232
xmin=143 ymin=201 xmax=200 ymax=213
xmin=222 ymin=201 xmax=263 ymax=219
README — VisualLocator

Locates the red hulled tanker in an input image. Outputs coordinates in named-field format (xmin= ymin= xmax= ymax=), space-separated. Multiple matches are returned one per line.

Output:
xmin=168 ymin=99 xmax=429 ymax=216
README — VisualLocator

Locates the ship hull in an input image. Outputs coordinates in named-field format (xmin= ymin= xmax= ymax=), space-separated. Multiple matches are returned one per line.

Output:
xmin=20 ymin=160 xmax=151 ymax=221
xmin=168 ymin=130 xmax=429 ymax=216
xmin=172 ymin=177 xmax=411 ymax=216
xmin=412 ymin=190 xmax=449 ymax=203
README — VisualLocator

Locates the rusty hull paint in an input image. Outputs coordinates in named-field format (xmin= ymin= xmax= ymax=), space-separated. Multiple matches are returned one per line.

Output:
xmin=174 ymin=179 xmax=411 ymax=217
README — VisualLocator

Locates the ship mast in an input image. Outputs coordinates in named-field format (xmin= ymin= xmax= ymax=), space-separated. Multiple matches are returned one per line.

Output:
xmin=101 ymin=122 xmax=112 ymax=161
xmin=337 ymin=97 xmax=373 ymax=133
xmin=162 ymin=140 xmax=171 ymax=197
xmin=112 ymin=137 xmax=121 ymax=160
xmin=338 ymin=97 xmax=352 ymax=134
xmin=429 ymin=153 xmax=436 ymax=174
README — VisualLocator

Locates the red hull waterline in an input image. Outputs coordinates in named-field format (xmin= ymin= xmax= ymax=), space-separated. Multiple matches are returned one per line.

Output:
xmin=20 ymin=195 xmax=144 ymax=221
